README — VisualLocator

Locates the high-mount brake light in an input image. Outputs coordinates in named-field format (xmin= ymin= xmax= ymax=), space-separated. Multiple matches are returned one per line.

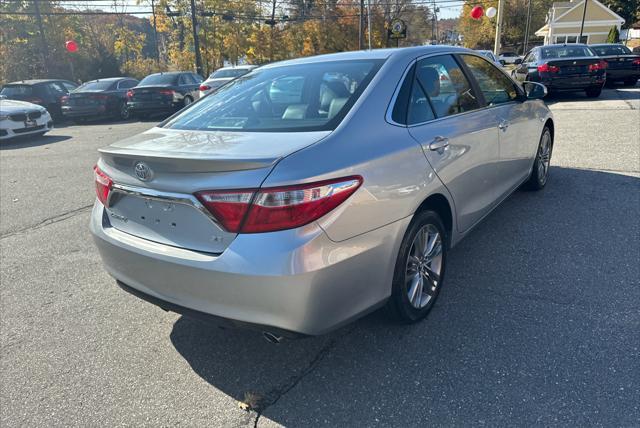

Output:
xmin=195 ymin=176 xmax=363 ymax=234
xmin=93 ymin=165 xmax=113 ymax=207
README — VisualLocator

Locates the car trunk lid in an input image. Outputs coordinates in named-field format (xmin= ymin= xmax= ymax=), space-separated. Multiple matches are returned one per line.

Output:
xmin=98 ymin=127 xmax=330 ymax=253
xmin=599 ymin=54 xmax=640 ymax=70
xmin=546 ymin=57 xmax=600 ymax=75
xmin=129 ymin=85 xmax=175 ymax=102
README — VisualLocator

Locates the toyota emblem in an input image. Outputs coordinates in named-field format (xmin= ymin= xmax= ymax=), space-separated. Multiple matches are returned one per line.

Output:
xmin=134 ymin=161 xmax=153 ymax=181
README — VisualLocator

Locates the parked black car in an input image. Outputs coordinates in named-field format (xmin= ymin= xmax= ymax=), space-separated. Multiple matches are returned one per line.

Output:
xmin=60 ymin=77 xmax=139 ymax=121
xmin=126 ymin=72 xmax=202 ymax=118
xmin=0 ymin=79 xmax=78 ymax=120
xmin=590 ymin=44 xmax=640 ymax=86
xmin=512 ymin=44 xmax=606 ymax=97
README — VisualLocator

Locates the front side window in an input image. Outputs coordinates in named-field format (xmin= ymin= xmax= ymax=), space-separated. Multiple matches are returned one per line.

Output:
xmin=415 ymin=55 xmax=480 ymax=118
xmin=461 ymin=55 xmax=519 ymax=106
xmin=48 ymin=82 xmax=68 ymax=95
xmin=163 ymin=59 xmax=383 ymax=132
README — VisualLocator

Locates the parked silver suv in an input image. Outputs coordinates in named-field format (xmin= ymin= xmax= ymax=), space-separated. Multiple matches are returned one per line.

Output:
xmin=91 ymin=46 xmax=553 ymax=340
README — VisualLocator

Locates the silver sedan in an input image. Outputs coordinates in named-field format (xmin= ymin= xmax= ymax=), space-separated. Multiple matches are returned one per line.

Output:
xmin=91 ymin=46 xmax=553 ymax=340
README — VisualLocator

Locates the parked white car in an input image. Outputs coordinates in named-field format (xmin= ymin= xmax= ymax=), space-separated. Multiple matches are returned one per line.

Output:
xmin=0 ymin=99 xmax=53 ymax=140
xmin=199 ymin=65 xmax=258 ymax=97
xmin=498 ymin=51 xmax=523 ymax=65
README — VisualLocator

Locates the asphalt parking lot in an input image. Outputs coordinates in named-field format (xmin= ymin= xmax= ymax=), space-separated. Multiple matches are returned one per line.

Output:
xmin=1 ymin=85 xmax=639 ymax=427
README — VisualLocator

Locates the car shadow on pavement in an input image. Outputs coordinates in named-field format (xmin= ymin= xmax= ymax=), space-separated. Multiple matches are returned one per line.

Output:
xmin=0 ymin=134 xmax=71 ymax=150
xmin=170 ymin=167 xmax=640 ymax=426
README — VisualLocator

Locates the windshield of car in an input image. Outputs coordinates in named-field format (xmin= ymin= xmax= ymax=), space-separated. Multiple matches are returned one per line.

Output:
xmin=210 ymin=69 xmax=251 ymax=79
xmin=75 ymin=80 xmax=114 ymax=91
xmin=138 ymin=74 xmax=178 ymax=85
xmin=541 ymin=46 xmax=595 ymax=59
xmin=164 ymin=59 xmax=383 ymax=132
xmin=0 ymin=85 xmax=33 ymax=97
xmin=591 ymin=45 xmax=632 ymax=56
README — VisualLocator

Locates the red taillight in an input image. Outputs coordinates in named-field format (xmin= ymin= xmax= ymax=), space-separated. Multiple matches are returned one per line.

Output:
xmin=158 ymin=89 xmax=174 ymax=96
xmin=126 ymin=90 xmax=134 ymax=99
xmin=199 ymin=84 xmax=211 ymax=91
xmin=93 ymin=165 xmax=112 ymax=207
xmin=195 ymin=176 xmax=362 ymax=233
xmin=588 ymin=60 xmax=608 ymax=72
xmin=61 ymin=95 xmax=69 ymax=105
xmin=631 ymin=58 xmax=640 ymax=66
xmin=537 ymin=63 xmax=559 ymax=73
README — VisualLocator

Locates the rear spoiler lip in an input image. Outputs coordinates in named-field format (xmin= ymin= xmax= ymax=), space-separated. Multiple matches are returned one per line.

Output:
xmin=98 ymin=146 xmax=279 ymax=173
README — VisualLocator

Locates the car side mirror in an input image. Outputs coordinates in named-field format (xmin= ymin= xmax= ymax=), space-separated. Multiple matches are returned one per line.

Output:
xmin=514 ymin=58 xmax=523 ymax=65
xmin=523 ymin=81 xmax=547 ymax=100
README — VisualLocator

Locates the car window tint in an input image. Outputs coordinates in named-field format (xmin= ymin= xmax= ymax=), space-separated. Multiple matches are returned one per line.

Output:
xmin=0 ymin=85 xmax=33 ymax=96
xmin=139 ymin=74 xmax=178 ymax=85
xmin=408 ymin=78 xmax=436 ymax=125
xmin=461 ymin=55 xmax=519 ymax=106
xmin=191 ymin=73 xmax=203 ymax=83
xmin=163 ymin=59 xmax=383 ymax=132
xmin=540 ymin=46 xmax=594 ymax=59
xmin=592 ymin=45 xmax=632 ymax=56
xmin=76 ymin=81 xmax=114 ymax=91
xmin=62 ymin=82 xmax=77 ymax=91
xmin=118 ymin=80 xmax=138 ymax=89
xmin=416 ymin=55 xmax=480 ymax=118
xmin=49 ymin=82 xmax=67 ymax=95
xmin=391 ymin=64 xmax=415 ymax=124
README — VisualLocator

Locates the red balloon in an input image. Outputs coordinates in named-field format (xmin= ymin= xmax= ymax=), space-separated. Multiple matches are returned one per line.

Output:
xmin=65 ymin=40 xmax=78 ymax=53
xmin=470 ymin=6 xmax=484 ymax=20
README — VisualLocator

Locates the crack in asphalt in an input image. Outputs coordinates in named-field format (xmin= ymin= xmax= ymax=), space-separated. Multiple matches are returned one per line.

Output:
xmin=0 ymin=204 xmax=93 ymax=239
xmin=252 ymin=326 xmax=356 ymax=427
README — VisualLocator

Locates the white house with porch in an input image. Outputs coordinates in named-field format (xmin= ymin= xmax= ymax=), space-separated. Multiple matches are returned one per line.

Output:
xmin=535 ymin=0 xmax=625 ymax=45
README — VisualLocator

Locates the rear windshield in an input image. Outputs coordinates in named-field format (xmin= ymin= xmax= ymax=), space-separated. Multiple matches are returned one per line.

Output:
xmin=541 ymin=46 xmax=595 ymax=59
xmin=591 ymin=45 xmax=632 ymax=56
xmin=210 ymin=69 xmax=250 ymax=79
xmin=1 ymin=85 xmax=33 ymax=96
xmin=138 ymin=74 xmax=178 ymax=86
xmin=164 ymin=59 xmax=383 ymax=132
xmin=75 ymin=80 xmax=114 ymax=91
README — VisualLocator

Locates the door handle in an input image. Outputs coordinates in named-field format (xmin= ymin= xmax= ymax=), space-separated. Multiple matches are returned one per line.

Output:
xmin=428 ymin=136 xmax=449 ymax=151
xmin=498 ymin=120 xmax=510 ymax=130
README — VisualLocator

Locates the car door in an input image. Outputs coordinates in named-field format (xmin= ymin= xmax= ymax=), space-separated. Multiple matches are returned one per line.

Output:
xmin=460 ymin=54 xmax=539 ymax=197
xmin=406 ymin=54 xmax=501 ymax=233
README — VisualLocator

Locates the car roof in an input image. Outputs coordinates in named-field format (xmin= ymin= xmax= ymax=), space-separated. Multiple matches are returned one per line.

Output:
xmin=540 ymin=43 xmax=589 ymax=48
xmin=5 ymin=79 xmax=74 ymax=86
xmin=261 ymin=46 xmax=471 ymax=69
xmin=84 ymin=77 xmax=133 ymax=82
xmin=589 ymin=43 xmax=626 ymax=47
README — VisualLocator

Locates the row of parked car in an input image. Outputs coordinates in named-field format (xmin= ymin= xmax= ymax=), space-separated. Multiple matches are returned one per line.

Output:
xmin=477 ymin=43 xmax=640 ymax=98
xmin=0 ymin=65 xmax=257 ymax=140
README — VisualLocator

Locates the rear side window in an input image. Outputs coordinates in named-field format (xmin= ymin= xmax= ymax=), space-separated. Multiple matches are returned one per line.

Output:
xmin=408 ymin=79 xmax=436 ymax=125
xmin=591 ymin=45 xmax=632 ymax=56
xmin=391 ymin=64 xmax=415 ymax=124
xmin=118 ymin=80 xmax=138 ymax=89
xmin=416 ymin=55 xmax=480 ymax=118
xmin=0 ymin=85 xmax=33 ymax=97
xmin=460 ymin=55 xmax=519 ymax=105
xmin=76 ymin=81 xmax=114 ymax=91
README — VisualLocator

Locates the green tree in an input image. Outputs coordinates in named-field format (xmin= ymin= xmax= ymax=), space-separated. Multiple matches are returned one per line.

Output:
xmin=601 ymin=0 xmax=639 ymax=29
xmin=607 ymin=26 xmax=620 ymax=43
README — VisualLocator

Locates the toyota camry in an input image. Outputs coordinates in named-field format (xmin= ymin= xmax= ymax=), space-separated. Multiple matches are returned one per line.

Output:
xmin=91 ymin=46 xmax=554 ymax=341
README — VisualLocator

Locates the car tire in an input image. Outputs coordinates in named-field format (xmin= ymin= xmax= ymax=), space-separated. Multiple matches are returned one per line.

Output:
xmin=585 ymin=86 xmax=602 ymax=98
xmin=523 ymin=126 xmax=553 ymax=191
xmin=386 ymin=210 xmax=447 ymax=324
xmin=623 ymin=77 xmax=638 ymax=87
xmin=183 ymin=96 xmax=193 ymax=107
xmin=118 ymin=102 xmax=130 ymax=120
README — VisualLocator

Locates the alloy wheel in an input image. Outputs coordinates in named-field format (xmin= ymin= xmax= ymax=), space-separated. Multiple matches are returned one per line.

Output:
xmin=537 ymin=131 xmax=551 ymax=185
xmin=406 ymin=224 xmax=443 ymax=309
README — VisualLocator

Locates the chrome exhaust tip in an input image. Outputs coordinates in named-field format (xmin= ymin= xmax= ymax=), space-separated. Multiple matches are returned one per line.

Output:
xmin=262 ymin=331 xmax=283 ymax=344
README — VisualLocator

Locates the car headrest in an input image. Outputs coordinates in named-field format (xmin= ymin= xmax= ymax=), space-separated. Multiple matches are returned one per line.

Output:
xmin=417 ymin=66 xmax=440 ymax=97
xmin=281 ymin=104 xmax=308 ymax=120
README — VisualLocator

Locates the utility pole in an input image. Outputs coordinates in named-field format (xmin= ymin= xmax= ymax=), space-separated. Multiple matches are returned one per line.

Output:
xmin=151 ymin=0 xmax=160 ymax=64
xmin=359 ymin=0 xmax=364 ymax=50
xmin=523 ymin=0 xmax=532 ymax=53
xmin=33 ymin=0 xmax=50 ymax=75
xmin=189 ymin=0 xmax=203 ymax=76
xmin=366 ymin=0 xmax=371 ymax=49
xmin=493 ymin=0 xmax=504 ymax=56
xmin=269 ymin=0 xmax=277 ymax=62
xmin=579 ymin=0 xmax=588 ymax=42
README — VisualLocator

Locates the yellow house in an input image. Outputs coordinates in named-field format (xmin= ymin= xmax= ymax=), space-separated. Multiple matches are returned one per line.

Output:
xmin=535 ymin=0 xmax=625 ymax=44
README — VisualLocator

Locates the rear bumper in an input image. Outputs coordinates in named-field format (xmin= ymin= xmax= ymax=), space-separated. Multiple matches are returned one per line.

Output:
xmin=90 ymin=202 xmax=406 ymax=335
xmin=540 ymin=75 xmax=604 ymax=90
xmin=61 ymin=105 xmax=107 ymax=118
xmin=126 ymin=101 xmax=180 ymax=113
xmin=605 ymin=69 xmax=640 ymax=81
